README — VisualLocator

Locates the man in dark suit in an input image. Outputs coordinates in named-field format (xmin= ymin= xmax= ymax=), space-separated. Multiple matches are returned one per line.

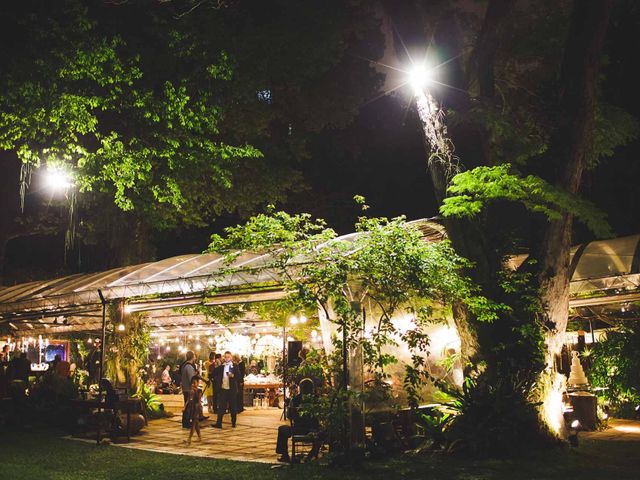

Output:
xmin=208 ymin=353 xmax=222 ymax=413
xmin=211 ymin=351 xmax=238 ymax=428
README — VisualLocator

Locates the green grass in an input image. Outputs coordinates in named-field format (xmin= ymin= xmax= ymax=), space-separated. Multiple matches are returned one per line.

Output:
xmin=0 ymin=429 xmax=638 ymax=480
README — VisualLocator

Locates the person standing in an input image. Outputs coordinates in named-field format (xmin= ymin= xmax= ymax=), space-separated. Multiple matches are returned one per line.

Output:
xmin=211 ymin=351 xmax=238 ymax=429
xmin=86 ymin=339 xmax=102 ymax=384
xmin=209 ymin=353 xmax=222 ymax=413
xmin=180 ymin=351 xmax=197 ymax=405
xmin=184 ymin=376 xmax=203 ymax=445
xmin=204 ymin=352 xmax=215 ymax=413
xmin=233 ymin=353 xmax=246 ymax=413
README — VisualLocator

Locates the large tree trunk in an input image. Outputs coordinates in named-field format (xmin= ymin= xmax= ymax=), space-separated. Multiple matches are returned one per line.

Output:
xmin=415 ymin=0 xmax=515 ymax=370
xmin=536 ymin=0 xmax=613 ymax=358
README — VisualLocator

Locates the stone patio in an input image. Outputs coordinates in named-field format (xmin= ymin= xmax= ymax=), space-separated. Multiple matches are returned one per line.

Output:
xmin=115 ymin=407 xmax=286 ymax=463
xmin=581 ymin=419 xmax=640 ymax=442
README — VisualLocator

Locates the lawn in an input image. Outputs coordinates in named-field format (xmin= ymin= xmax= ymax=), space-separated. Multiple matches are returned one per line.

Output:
xmin=0 ymin=429 xmax=638 ymax=480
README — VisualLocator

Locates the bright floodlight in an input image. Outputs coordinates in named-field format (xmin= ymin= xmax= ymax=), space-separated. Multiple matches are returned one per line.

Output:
xmin=408 ymin=64 xmax=432 ymax=95
xmin=44 ymin=167 xmax=72 ymax=191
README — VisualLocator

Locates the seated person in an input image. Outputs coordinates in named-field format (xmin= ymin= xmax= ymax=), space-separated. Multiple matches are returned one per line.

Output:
xmin=275 ymin=378 xmax=320 ymax=463
xmin=99 ymin=378 xmax=118 ymax=408
xmin=161 ymin=364 xmax=172 ymax=390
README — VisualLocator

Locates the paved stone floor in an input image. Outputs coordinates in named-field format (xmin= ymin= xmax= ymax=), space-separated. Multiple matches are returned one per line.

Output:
xmin=116 ymin=407 xmax=286 ymax=463
xmin=582 ymin=419 xmax=640 ymax=441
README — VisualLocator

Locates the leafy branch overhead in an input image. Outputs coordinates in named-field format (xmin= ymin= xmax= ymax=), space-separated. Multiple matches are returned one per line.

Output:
xmin=440 ymin=164 xmax=612 ymax=238
xmin=204 ymin=203 xmax=506 ymax=406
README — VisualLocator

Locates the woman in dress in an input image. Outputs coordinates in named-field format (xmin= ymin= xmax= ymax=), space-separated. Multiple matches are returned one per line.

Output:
xmin=184 ymin=376 xmax=203 ymax=445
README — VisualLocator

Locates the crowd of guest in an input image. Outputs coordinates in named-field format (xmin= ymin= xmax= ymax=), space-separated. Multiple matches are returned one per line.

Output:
xmin=0 ymin=344 xmax=76 ymax=398
xmin=174 ymin=348 xmax=321 ymax=462
xmin=177 ymin=350 xmax=245 ymax=433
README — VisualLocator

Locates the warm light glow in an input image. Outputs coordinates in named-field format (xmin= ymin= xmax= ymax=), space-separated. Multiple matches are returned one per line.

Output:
xmin=123 ymin=305 xmax=132 ymax=314
xmin=542 ymin=372 xmax=567 ymax=437
xmin=311 ymin=330 xmax=318 ymax=339
xmin=613 ymin=424 xmax=640 ymax=434
xmin=44 ymin=166 xmax=73 ymax=191
xmin=117 ymin=323 xmax=125 ymax=332
xmin=407 ymin=64 xmax=432 ymax=95
xmin=571 ymin=420 xmax=580 ymax=429
xmin=289 ymin=315 xmax=299 ymax=325
xmin=165 ymin=345 xmax=171 ymax=351
xmin=392 ymin=315 xmax=415 ymax=335
xmin=299 ymin=315 xmax=307 ymax=324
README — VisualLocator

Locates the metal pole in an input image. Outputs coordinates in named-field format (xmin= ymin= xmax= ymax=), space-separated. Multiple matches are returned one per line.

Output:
xmin=96 ymin=289 xmax=107 ymax=445
xmin=282 ymin=322 xmax=287 ymax=420
xmin=342 ymin=318 xmax=348 ymax=451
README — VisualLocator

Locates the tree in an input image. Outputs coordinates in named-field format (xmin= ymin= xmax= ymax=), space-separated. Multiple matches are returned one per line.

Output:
xmin=0 ymin=0 xmax=384 ymax=277
xmin=205 ymin=203 xmax=500 ymax=451
xmin=381 ymin=0 xmax=637 ymax=449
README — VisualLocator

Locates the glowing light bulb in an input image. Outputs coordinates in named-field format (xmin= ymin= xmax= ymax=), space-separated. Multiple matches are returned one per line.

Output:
xmin=299 ymin=315 xmax=307 ymax=324
xmin=289 ymin=316 xmax=298 ymax=325
xmin=44 ymin=166 xmax=73 ymax=191
xmin=117 ymin=323 xmax=125 ymax=332
xmin=407 ymin=64 xmax=432 ymax=95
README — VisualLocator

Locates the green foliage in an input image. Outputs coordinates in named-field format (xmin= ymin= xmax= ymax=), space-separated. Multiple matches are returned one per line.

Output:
xmin=134 ymin=383 xmax=169 ymax=419
xmin=591 ymin=103 xmax=640 ymax=166
xmin=585 ymin=322 xmax=640 ymax=418
xmin=0 ymin=2 xmax=263 ymax=227
xmin=0 ymin=1 xmax=383 ymax=231
xmin=104 ymin=309 xmax=150 ymax=391
xmin=205 ymin=201 xmax=503 ymax=413
xmin=440 ymin=164 xmax=612 ymax=238
xmin=435 ymin=375 xmax=555 ymax=456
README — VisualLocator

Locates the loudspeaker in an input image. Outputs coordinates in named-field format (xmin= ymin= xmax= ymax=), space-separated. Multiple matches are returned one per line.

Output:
xmin=287 ymin=341 xmax=303 ymax=366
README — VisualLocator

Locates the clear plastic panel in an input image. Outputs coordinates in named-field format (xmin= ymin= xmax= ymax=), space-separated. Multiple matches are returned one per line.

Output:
xmin=109 ymin=255 xmax=198 ymax=285
xmin=0 ymin=280 xmax=44 ymax=302
xmin=147 ymin=254 xmax=223 ymax=281
xmin=572 ymin=235 xmax=640 ymax=281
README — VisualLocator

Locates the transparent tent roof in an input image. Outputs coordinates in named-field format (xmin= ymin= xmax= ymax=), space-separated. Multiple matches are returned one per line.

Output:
xmin=0 ymin=222 xmax=637 ymax=333
xmin=0 ymin=220 xmax=446 ymax=325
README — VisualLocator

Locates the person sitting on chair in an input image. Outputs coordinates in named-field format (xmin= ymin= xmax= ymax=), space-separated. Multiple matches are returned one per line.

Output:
xmin=275 ymin=378 xmax=320 ymax=463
